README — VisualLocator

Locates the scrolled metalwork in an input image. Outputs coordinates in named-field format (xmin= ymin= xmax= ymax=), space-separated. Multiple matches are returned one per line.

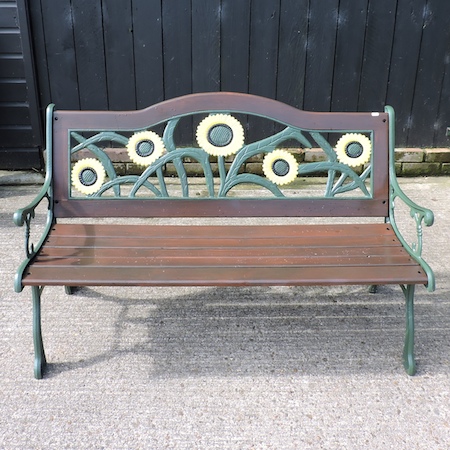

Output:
xmin=68 ymin=111 xmax=374 ymax=200
xmin=385 ymin=105 xmax=435 ymax=292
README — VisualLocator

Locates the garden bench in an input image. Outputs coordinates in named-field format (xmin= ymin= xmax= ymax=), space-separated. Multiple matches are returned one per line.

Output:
xmin=14 ymin=92 xmax=435 ymax=379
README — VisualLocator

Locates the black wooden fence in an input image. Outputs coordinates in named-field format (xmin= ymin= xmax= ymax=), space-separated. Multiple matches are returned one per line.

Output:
xmin=27 ymin=0 xmax=450 ymax=150
xmin=0 ymin=0 xmax=42 ymax=169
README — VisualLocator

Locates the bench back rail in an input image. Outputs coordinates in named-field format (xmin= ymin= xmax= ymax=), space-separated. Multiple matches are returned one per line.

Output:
xmin=51 ymin=92 xmax=390 ymax=218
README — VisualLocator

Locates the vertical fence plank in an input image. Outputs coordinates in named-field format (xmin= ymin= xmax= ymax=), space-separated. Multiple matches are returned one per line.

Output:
xmin=277 ymin=0 xmax=308 ymax=109
xmin=248 ymin=0 xmax=281 ymax=141
xmin=331 ymin=0 xmax=368 ymax=112
xmin=358 ymin=0 xmax=396 ymax=112
xmin=27 ymin=0 xmax=51 ymax=111
xmin=72 ymin=0 xmax=108 ymax=110
xmin=102 ymin=1 xmax=136 ymax=110
xmin=26 ymin=0 xmax=450 ymax=148
xmin=162 ymin=0 xmax=192 ymax=143
xmin=248 ymin=0 xmax=280 ymax=99
xmin=162 ymin=0 xmax=192 ymax=99
xmin=221 ymin=0 xmax=251 ymax=93
xmin=40 ymin=0 xmax=79 ymax=109
xmin=386 ymin=0 xmax=424 ymax=146
xmin=192 ymin=0 xmax=220 ymax=93
xmin=303 ymin=0 xmax=339 ymax=112
xmin=407 ymin=0 xmax=450 ymax=147
xmin=435 ymin=57 xmax=450 ymax=146
xmin=132 ymin=0 xmax=164 ymax=108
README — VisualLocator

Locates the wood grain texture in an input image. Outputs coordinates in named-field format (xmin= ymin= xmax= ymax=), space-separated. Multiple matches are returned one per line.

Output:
xmin=23 ymin=223 xmax=426 ymax=287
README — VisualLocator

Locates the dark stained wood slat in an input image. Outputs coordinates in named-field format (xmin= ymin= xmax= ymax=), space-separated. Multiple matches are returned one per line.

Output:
xmin=43 ymin=234 xmax=401 ymax=249
xmin=23 ymin=223 xmax=427 ymax=287
xmin=45 ymin=223 xmax=401 ymax=250
xmin=37 ymin=244 xmax=408 ymax=259
xmin=23 ymin=265 xmax=427 ymax=287
xmin=49 ymin=223 xmax=396 ymax=238
xmin=32 ymin=255 xmax=416 ymax=268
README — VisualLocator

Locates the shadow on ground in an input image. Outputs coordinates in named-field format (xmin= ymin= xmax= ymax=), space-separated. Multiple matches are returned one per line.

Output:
xmin=38 ymin=284 xmax=448 ymax=379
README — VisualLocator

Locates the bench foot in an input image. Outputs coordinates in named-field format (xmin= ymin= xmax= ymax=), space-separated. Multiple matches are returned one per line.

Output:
xmin=402 ymin=284 xmax=416 ymax=376
xmin=32 ymin=286 xmax=47 ymax=379
xmin=64 ymin=286 xmax=76 ymax=295
xmin=369 ymin=285 xmax=378 ymax=294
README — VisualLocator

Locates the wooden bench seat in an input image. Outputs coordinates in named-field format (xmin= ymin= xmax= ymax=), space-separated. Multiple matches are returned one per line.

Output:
xmin=24 ymin=223 xmax=426 ymax=287
xmin=14 ymin=92 xmax=435 ymax=378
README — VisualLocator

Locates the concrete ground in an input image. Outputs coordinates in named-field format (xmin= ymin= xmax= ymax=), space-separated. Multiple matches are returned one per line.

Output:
xmin=0 ymin=175 xmax=449 ymax=449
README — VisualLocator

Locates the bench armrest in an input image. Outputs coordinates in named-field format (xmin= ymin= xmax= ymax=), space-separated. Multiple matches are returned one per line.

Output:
xmin=13 ymin=175 xmax=52 ymax=227
xmin=14 ymin=105 xmax=55 ymax=293
xmin=385 ymin=106 xmax=435 ymax=292
xmin=14 ymin=176 xmax=54 ymax=293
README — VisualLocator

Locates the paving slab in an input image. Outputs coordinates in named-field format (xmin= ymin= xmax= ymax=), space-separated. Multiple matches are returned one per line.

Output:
xmin=0 ymin=178 xmax=449 ymax=449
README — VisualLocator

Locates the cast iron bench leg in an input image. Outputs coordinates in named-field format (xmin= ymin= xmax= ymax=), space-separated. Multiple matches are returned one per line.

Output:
xmin=65 ymin=286 xmax=75 ymax=295
xmin=32 ymin=286 xmax=46 ymax=379
xmin=403 ymin=284 xmax=416 ymax=376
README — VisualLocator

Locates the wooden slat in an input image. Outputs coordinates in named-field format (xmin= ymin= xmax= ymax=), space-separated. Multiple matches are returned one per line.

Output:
xmin=407 ymin=0 xmax=450 ymax=146
xmin=32 ymin=255 xmax=416 ymax=268
xmin=220 ymin=1 xmax=250 ymax=93
xmin=23 ymin=265 xmax=427 ymax=287
xmin=0 ymin=5 xmax=17 ymax=28
xmin=42 ymin=223 xmax=401 ymax=249
xmin=40 ymin=0 xmax=79 ymax=109
xmin=22 ymin=223 xmax=427 ymax=287
xmin=248 ymin=0 xmax=280 ymax=141
xmin=102 ymin=0 xmax=135 ymax=110
xmin=72 ymin=0 xmax=108 ymax=110
xmin=44 ymin=234 xmax=400 ymax=249
xmin=48 ymin=223 xmax=396 ymax=238
xmin=358 ymin=0 xmax=396 ymax=112
xmin=0 ymin=103 xmax=30 ymax=125
xmin=161 ymin=0 xmax=192 ymax=144
xmin=37 ymin=244 xmax=407 ymax=259
xmin=331 ymin=0 xmax=368 ymax=111
xmin=386 ymin=0 xmax=423 ymax=146
xmin=277 ymin=0 xmax=308 ymax=108
xmin=132 ymin=0 xmax=164 ymax=108
xmin=192 ymin=0 xmax=220 ymax=93
xmin=303 ymin=0 xmax=339 ymax=111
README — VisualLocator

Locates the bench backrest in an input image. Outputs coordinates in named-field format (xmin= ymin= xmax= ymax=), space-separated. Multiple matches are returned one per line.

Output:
xmin=50 ymin=92 xmax=390 ymax=218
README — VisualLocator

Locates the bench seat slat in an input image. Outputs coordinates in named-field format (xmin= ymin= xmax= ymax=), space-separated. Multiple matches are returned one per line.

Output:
xmin=44 ymin=235 xmax=400 ymax=249
xmin=44 ymin=224 xmax=400 ymax=249
xmin=49 ymin=223 xmax=395 ymax=238
xmin=23 ymin=265 xmax=426 ymax=287
xmin=38 ymin=245 xmax=408 ymax=259
xmin=33 ymin=255 xmax=415 ymax=268
xmin=22 ymin=223 xmax=427 ymax=287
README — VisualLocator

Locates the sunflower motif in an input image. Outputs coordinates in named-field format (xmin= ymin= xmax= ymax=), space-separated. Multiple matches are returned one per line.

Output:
xmin=262 ymin=149 xmax=299 ymax=186
xmin=71 ymin=158 xmax=106 ymax=195
xmin=196 ymin=114 xmax=245 ymax=157
xmin=335 ymin=133 xmax=372 ymax=167
xmin=127 ymin=130 xmax=166 ymax=166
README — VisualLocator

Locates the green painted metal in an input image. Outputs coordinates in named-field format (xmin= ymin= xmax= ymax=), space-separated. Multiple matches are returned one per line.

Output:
xmin=69 ymin=110 xmax=374 ymax=200
xmin=32 ymin=285 xmax=46 ymax=379
xmin=14 ymin=104 xmax=55 ymax=293
xmin=385 ymin=106 xmax=435 ymax=292
xmin=383 ymin=105 xmax=435 ymax=375
xmin=14 ymin=100 xmax=436 ymax=378
xmin=401 ymin=284 xmax=416 ymax=376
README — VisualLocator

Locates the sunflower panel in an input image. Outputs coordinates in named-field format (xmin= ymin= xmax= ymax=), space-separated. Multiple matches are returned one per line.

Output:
xmin=67 ymin=108 xmax=376 ymax=201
